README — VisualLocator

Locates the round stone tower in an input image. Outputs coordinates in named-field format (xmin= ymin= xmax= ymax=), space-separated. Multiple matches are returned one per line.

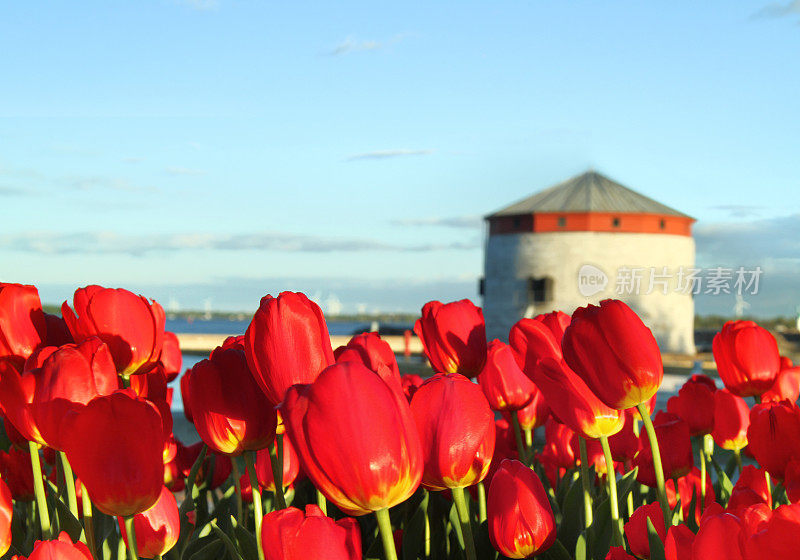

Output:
xmin=482 ymin=171 xmax=696 ymax=354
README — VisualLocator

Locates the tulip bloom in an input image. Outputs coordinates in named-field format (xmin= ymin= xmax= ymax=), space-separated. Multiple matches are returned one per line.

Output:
xmin=159 ymin=332 xmax=182 ymax=382
xmin=245 ymin=292 xmax=335 ymax=405
xmin=624 ymin=502 xmax=666 ymax=559
xmin=692 ymin=512 xmax=745 ymax=560
xmin=562 ymin=299 xmax=663 ymax=410
xmin=478 ymin=339 xmax=538 ymax=411
xmin=0 ymin=283 xmax=47 ymax=367
xmin=487 ymin=459 xmax=556 ymax=558
xmin=747 ymin=400 xmax=800 ymax=480
xmin=410 ymin=373 xmax=495 ymax=490
xmin=0 ymin=446 xmax=35 ymax=501
xmin=635 ymin=412 xmax=694 ymax=487
xmin=508 ymin=317 xmax=564 ymax=376
xmin=608 ymin=410 xmax=639 ymax=464
xmin=30 ymin=338 xmax=120 ymax=450
xmin=664 ymin=525 xmax=694 ymax=560
xmin=400 ymin=374 xmax=424 ymax=401
xmin=256 ymin=434 xmax=301 ymax=492
xmin=184 ymin=343 xmax=277 ymax=455
xmin=118 ymin=486 xmax=180 ymax=558
xmin=762 ymin=357 xmax=800 ymax=403
xmin=742 ymin=502 xmax=800 ymax=560
xmin=506 ymin=389 xmax=549 ymax=431
xmin=665 ymin=467 xmax=715 ymax=524
xmin=62 ymin=285 xmax=166 ymax=378
xmin=260 ymin=505 xmax=361 ymax=560
xmin=729 ymin=465 xmax=772 ymax=513
xmin=0 ymin=478 xmax=10 ymax=556
xmin=712 ymin=320 xmax=780 ymax=398
xmin=334 ymin=332 xmax=402 ymax=392
xmin=414 ymin=299 xmax=486 ymax=377
xmin=666 ymin=375 xmax=717 ymax=436
xmin=711 ymin=389 xmax=750 ymax=451
xmin=281 ymin=361 xmax=422 ymax=516
xmin=537 ymin=418 xmax=578 ymax=470
xmin=62 ymin=391 xmax=165 ymax=517
xmin=25 ymin=532 xmax=93 ymax=560
xmin=529 ymin=357 xmax=623 ymax=439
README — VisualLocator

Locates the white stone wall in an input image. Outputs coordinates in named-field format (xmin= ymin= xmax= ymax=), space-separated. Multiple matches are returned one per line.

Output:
xmin=483 ymin=231 xmax=696 ymax=354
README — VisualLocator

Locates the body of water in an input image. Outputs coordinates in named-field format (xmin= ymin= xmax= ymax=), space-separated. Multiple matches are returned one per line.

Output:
xmin=165 ymin=317 xmax=413 ymax=337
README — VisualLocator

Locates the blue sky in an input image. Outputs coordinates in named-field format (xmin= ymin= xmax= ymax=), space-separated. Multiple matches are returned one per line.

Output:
xmin=1 ymin=1 xmax=799 ymax=316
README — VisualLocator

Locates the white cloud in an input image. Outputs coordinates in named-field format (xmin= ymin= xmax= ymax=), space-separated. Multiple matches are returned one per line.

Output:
xmin=346 ymin=149 xmax=433 ymax=161
xmin=751 ymin=0 xmax=800 ymax=19
xmin=326 ymin=33 xmax=407 ymax=56
xmin=392 ymin=215 xmax=483 ymax=229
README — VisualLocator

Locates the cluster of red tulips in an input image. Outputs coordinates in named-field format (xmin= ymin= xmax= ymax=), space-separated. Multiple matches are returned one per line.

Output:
xmin=1 ymin=282 xmax=800 ymax=560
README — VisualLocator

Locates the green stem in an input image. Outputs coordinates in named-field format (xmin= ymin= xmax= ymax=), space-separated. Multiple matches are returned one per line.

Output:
xmin=316 ymin=489 xmax=327 ymax=515
xmin=423 ymin=491 xmax=431 ymax=558
xmin=276 ymin=434 xmax=285 ymax=494
xmin=600 ymin=436 xmax=623 ymax=546
xmin=524 ymin=427 xmax=533 ymax=450
xmin=59 ymin=451 xmax=81 ymax=526
xmin=244 ymin=451 xmax=266 ymax=560
xmin=766 ymin=471 xmax=773 ymax=508
xmin=637 ymin=403 xmax=670 ymax=527
xmin=477 ymin=482 xmax=487 ymax=523
xmin=268 ymin=440 xmax=286 ymax=510
xmin=231 ymin=458 xmax=243 ymax=524
xmin=81 ymin=482 xmax=97 ymax=560
xmin=699 ymin=442 xmax=707 ymax=513
xmin=451 ymin=487 xmax=477 ymax=560
xmin=734 ymin=448 xmax=743 ymax=474
xmin=375 ymin=507 xmax=399 ymax=560
xmin=29 ymin=442 xmax=51 ymax=538
xmin=123 ymin=516 xmax=139 ymax=560
xmin=510 ymin=411 xmax=527 ymax=464
xmin=578 ymin=438 xmax=593 ymax=529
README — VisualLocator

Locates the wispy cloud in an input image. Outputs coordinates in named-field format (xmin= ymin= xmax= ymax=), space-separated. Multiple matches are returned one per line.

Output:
xmin=695 ymin=214 xmax=800 ymax=265
xmin=346 ymin=149 xmax=433 ymax=161
xmin=65 ymin=176 xmax=157 ymax=193
xmin=175 ymin=0 xmax=218 ymax=11
xmin=0 ymin=231 xmax=479 ymax=256
xmin=0 ymin=185 xmax=34 ymax=196
xmin=327 ymin=34 xmax=407 ymax=56
xmin=123 ymin=157 xmax=144 ymax=164
xmin=165 ymin=166 xmax=207 ymax=176
xmin=750 ymin=0 xmax=800 ymax=19
xmin=392 ymin=215 xmax=483 ymax=229
xmin=708 ymin=204 xmax=764 ymax=218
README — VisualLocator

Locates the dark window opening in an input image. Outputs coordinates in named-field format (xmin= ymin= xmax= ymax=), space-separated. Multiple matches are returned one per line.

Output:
xmin=529 ymin=277 xmax=553 ymax=304
xmin=612 ymin=217 xmax=620 ymax=227
xmin=512 ymin=217 xmax=521 ymax=229
xmin=659 ymin=219 xmax=666 ymax=229
xmin=478 ymin=277 xmax=485 ymax=296
xmin=557 ymin=216 xmax=566 ymax=227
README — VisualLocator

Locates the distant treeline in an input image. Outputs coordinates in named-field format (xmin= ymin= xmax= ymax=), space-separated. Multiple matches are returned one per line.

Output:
xmin=694 ymin=315 xmax=798 ymax=330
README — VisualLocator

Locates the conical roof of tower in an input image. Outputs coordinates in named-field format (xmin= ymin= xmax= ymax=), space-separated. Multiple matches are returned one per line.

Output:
xmin=488 ymin=171 xmax=692 ymax=218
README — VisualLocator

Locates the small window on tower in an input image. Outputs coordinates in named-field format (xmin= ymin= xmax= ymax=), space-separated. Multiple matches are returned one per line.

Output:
xmin=660 ymin=219 xmax=666 ymax=229
xmin=528 ymin=277 xmax=553 ymax=304
xmin=557 ymin=216 xmax=566 ymax=227
xmin=513 ymin=217 xmax=521 ymax=229
xmin=612 ymin=217 xmax=620 ymax=227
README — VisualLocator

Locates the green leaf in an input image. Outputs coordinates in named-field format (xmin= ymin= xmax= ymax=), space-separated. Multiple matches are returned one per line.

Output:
xmin=474 ymin=520 xmax=498 ymax=560
xmin=646 ymin=518 xmax=666 ymax=560
xmin=233 ymin=524 xmax=259 ymax=560
xmin=210 ymin=520 xmax=243 ymax=560
xmin=402 ymin=498 xmax=426 ymax=560
xmin=52 ymin=494 xmax=84 ymax=544
xmin=710 ymin=456 xmax=734 ymax=502
xmin=540 ymin=538 xmax=572 ymax=560
xmin=448 ymin=501 xmax=465 ymax=550
xmin=574 ymin=531 xmax=587 ymax=560
xmin=188 ymin=539 xmax=226 ymax=560
xmin=557 ymin=476 xmax=584 ymax=553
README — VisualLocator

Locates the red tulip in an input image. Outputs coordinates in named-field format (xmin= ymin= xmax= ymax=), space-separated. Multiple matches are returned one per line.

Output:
xmin=666 ymin=375 xmax=717 ymax=436
xmin=0 ymin=478 xmax=10 ymax=556
xmin=159 ymin=332 xmax=182 ymax=382
xmin=747 ymin=400 xmax=800 ymax=480
xmin=743 ymin=502 xmax=800 ymax=560
xmin=24 ymin=532 xmax=93 ymax=560
xmin=608 ymin=410 xmax=640 ymax=463
xmin=729 ymin=465 xmax=772 ymax=513
xmin=664 ymin=524 xmax=694 ymax=560
xmin=245 ymin=292 xmax=335 ymax=405
xmin=176 ymin=442 xmax=232 ymax=490
xmin=692 ymin=511 xmax=744 ymax=560
xmin=711 ymin=389 xmax=750 ymax=451
xmin=665 ymin=467 xmax=715 ymax=524
xmin=537 ymin=418 xmax=578 ymax=470
xmin=635 ymin=412 xmax=693 ymax=487
xmin=334 ymin=332 xmax=401 ymax=392
xmin=118 ymin=486 xmax=180 ymax=558
xmin=414 ymin=299 xmax=486 ymax=376
xmin=0 ymin=358 xmax=43 ymax=443
xmin=255 ymin=434 xmax=300 ymax=492
xmin=260 ymin=505 xmax=361 ymax=560
xmin=762 ymin=358 xmax=800 ymax=403
xmin=487 ymin=459 xmax=556 ymax=558
xmin=43 ymin=312 xmax=73 ymax=347
xmin=410 ymin=373 xmax=495 ymax=490
xmin=529 ymin=357 xmax=623 ymax=439
xmin=184 ymin=343 xmax=277 ymax=455
xmin=606 ymin=547 xmax=637 ymax=559
xmin=624 ymin=502 xmax=666 ymax=559
xmin=536 ymin=310 xmax=571 ymax=340
xmin=29 ymin=338 xmax=120 ymax=450
xmin=562 ymin=299 xmax=663 ymax=410
xmin=0 ymin=283 xmax=47 ymax=368
xmin=0 ymin=445 xmax=35 ymax=501
xmin=504 ymin=388 xmax=549 ymax=430
xmin=478 ymin=339 xmax=538 ymax=411
xmin=480 ymin=419 xmax=520 ymax=487
xmin=400 ymin=374 xmax=424 ymax=401
xmin=508 ymin=317 xmax=564 ymax=376
xmin=712 ymin=321 xmax=780 ymax=398
xmin=62 ymin=285 xmax=166 ymax=378
xmin=281 ymin=361 xmax=422 ymax=515
xmin=61 ymin=391 xmax=165 ymax=517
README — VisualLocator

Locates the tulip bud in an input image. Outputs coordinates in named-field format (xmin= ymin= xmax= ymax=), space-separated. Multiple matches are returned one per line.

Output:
xmin=742 ymin=502 xmax=800 ymax=559
xmin=509 ymin=317 xmax=564 ymax=376
xmin=530 ymin=357 xmax=623 ymax=439
xmin=664 ymin=524 xmax=695 ymax=560
xmin=729 ymin=465 xmax=772 ymax=513
xmin=478 ymin=340 xmax=538 ymax=411
xmin=245 ymin=292 xmax=335 ymax=405
xmin=487 ymin=459 xmax=556 ymax=558
xmin=666 ymin=374 xmax=717 ymax=436
xmin=504 ymin=389 xmax=549 ymax=431
xmin=0 ymin=283 xmax=47 ymax=368
xmin=24 ymin=531 xmax=93 ymax=560
xmin=624 ymin=502 xmax=666 ymax=559
xmin=410 ymin=373 xmax=495 ymax=490
xmin=414 ymin=299 xmax=486 ymax=377
xmin=255 ymin=434 xmax=300 ymax=492
xmin=62 ymin=391 xmax=165 ymax=517
xmin=747 ymin=400 xmax=800 ymax=480
xmin=185 ymin=344 xmax=277 ymax=456
xmin=62 ymin=285 xmax=166 ymax=378
xmin=118 ymin=486 xmax=180 ymax=558
xmin=563 ymin=299 xmax=663 ymax=410
xmin=159 ymin=332 xmax=182 ymax=382
xmin=260 ymin=505 xmax=361 ymax=560
xmin=281 ymin=361 xmax=422 ymax=516
xmin=711 ymin=389 xmax=750 ymax=451
xmin=334 ymin=332 xmax=402 ymax=392
xmin=635 ymin=412 xmax=693 ymax=487
xmin=712 ymin=320 xmax=780 ymax=398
